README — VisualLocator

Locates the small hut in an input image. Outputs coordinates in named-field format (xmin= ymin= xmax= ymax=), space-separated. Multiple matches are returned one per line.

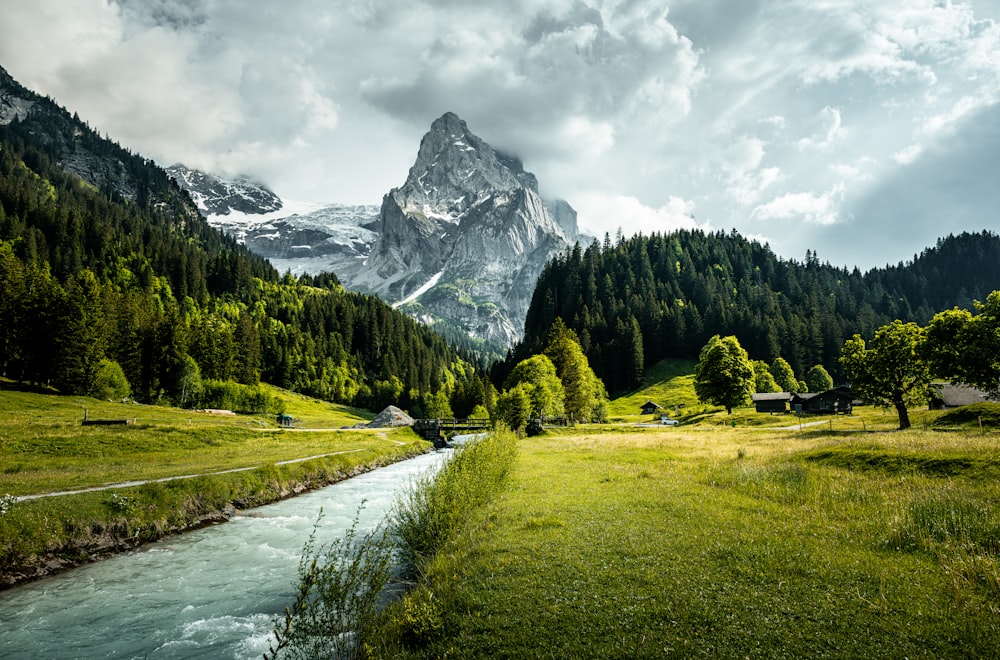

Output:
xmin=277 ymin=413 xmax=294 ymax=427
xmin=752 ymin=392 xmax=791 ymax=414
xmin=640 ymin=400 xmax=663 ymax=415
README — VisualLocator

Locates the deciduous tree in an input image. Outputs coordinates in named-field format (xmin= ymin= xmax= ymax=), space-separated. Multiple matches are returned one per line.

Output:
xmin=925 ymin=291 xmax=1000 ymax=397
xmin=694 ymin=335 xmax=754 ymax=414
xmin=806 ymin=364 xmax=833 ymax=392
xmin=504 ymin=354 xmax=565 ymax=418
xmin=840 ymin=320 xmax=929 ymax=430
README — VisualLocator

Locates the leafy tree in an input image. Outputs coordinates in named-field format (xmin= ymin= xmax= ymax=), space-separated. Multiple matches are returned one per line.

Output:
xmin=496 ymin=383 xmax=532 ymax=431
xmin=840 ymin=320 xmax=930 ymax=430
xmin=543 ymin=319 xmax=607 ymax=422
xmin=694 ymin=335 xmax=755 ymax=414
xmin=504 ymin=354 xmax=564 ymax=417
xmin=806 ymin=364 xmax=833 ymax=392
xmin=424 ymin=390 xmax=454 ymax=420
xmin=752 ymin=359 xmax=780 ymax=393
xmin=769 ymin=358 xmax=799 ymax=393
xmin=469 ymin=403 xmax=491 ymax=421
xmin=176 ymin=354 xmax=203 ymax=408
xmin=90 ymin=359 xmax=131 ymax=401
xmin=925 ymin=291 xmax=1000 ymax=397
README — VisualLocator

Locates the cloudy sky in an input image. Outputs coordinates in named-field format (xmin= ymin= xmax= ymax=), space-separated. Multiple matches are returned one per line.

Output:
xmin=2 ymin=0 xmax=999 ymax=270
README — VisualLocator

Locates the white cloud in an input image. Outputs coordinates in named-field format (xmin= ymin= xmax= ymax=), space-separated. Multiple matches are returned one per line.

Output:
xmin=797 ymin=107 xmax=845 ymax=151
xmin=752 ymin=185 xmax=846 ymax=226
xmin=1 ymin=0 xmax=1000 ymax=269
xmin=575 ymin=193 xmax=705 ymax=238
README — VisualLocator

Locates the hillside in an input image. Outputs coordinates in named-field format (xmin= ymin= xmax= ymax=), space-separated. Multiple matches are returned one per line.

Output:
xmin=0 ymin=65 xmax=489 ymax=416
xmin=500 ymin=230 xmax=1000 ymax=395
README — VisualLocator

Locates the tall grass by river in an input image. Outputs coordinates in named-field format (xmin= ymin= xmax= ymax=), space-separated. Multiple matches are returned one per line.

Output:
xmin=371 ymin=426 xmax=1000 ymax=658
xmin=267 ymin=429 xmax=518 ymax=659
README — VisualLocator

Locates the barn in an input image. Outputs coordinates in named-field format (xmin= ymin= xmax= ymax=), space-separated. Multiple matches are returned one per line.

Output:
xmin=752 ymin=392 xmax=791 ymax=414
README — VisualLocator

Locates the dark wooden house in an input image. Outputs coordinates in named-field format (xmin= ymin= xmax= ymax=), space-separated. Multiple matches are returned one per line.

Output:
xmin=792 ymin=387 xmax=855 ymax=414
xmin=640 ymin=400 xmax=663 ymax=415
xmin=752 ymin=392 xmax=792 ymax=414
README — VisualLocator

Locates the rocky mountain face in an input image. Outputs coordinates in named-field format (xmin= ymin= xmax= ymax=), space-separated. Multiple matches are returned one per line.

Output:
xmin=166 ymin=165 xmax=380 ymax=272
xmin=169 ymin=112 xmax=580 ymax=354
xmin=0 ymin=66 xmax=199 ymax=220
xmin=166 ymin=165 xmax=283 ymax=216
xmin=336 ymin=112 xmax=579 ymax=350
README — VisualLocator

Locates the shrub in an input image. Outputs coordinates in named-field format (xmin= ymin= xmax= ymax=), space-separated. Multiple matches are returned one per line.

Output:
xmin=90 ymin=359 xmax=131 ymax=401
xmin=391 ymin=427 xmax=518 ymax=575
xmin=266 ymin=512 xmax=393 ymax=660
xmin=0 ymin=494 xmax=17 ymax=516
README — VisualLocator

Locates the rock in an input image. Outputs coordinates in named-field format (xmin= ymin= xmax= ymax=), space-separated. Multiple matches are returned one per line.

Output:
xmin=366 ymin=405 xmax=414 ymax=428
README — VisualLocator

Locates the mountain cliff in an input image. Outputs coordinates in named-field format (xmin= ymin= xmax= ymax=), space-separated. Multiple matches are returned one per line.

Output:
xmin=165 ymin=165 xmax=283 ymax=217
xmin=335 ymin=112 xmax=579 ymax=351
xmin=165 ymin=164 xmax=380 ymax=274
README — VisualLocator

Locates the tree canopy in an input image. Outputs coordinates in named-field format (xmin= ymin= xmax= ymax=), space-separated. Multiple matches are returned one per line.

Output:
xmin=694 ymin=335 xmax=755 ymax=414
xmin=840 ymin=320 xmax=930 ymax=430
xmin=504 ymin=354 xmax=565 ymax=418
xmin=924 ymin=291 xmax=1000 ymax=397
xmin=543 ymin=319 xmax=607 ymax=423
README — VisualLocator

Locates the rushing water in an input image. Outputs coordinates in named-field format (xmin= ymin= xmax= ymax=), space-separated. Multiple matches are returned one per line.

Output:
xmin=0 ymin=448 xmax=452 ymax=659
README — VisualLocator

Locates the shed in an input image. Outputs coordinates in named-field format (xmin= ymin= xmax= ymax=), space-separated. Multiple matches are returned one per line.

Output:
xmin=640 ymin=400 xmax=663 ymax=415
xmin=277 ymin=413 xmax=294 ymax=427
xmin=928 ymin=383 xmax=991 ymax=410
xmin=792 ymin=387 xmax=855 ymax=415
xmin=752 ymin=392 xmax=791 ymax=414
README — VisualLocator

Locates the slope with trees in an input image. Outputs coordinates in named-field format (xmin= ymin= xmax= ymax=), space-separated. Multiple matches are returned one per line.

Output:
xmin=0 ymin=69 xmax=487 ymax=416
xmin=504 ymin=229 xmax=1000 ymax=396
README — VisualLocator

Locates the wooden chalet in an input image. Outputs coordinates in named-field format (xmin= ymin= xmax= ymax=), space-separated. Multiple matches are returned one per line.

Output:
xmin=640 ymin=400 xmax=663 ymax=415
xmin=791 ymin=387 xmax=855 ymax=415
xmin=752 ymin=392 xmax=792 ymax=414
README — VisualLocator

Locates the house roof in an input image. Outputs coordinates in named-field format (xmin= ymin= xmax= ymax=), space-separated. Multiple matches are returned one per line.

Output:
xmin=640 ymin=400 xmax=663 ymax=409
xmin=792 ymin=388 xmax=855 ymax=403
xmin=752 ymin=392 xmax=792 ymax=402
xmin=929 ymin=383 xmax=990 ymax=407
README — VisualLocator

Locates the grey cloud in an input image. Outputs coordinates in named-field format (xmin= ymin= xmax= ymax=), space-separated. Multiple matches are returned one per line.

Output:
xmin=820 ymin=103 xmax=1000 ymax=270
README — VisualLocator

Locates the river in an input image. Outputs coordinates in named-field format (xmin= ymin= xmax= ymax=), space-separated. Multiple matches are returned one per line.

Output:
xmin=0 ymin=447 xmax=452 ymax=659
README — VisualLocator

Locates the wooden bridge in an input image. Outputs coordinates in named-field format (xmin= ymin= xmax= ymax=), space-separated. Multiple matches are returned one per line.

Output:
xmin=412 ymin=418 xmax=491 ymax=446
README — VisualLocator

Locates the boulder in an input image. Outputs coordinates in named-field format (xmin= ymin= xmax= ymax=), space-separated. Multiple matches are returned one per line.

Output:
xmin=366 ymin=405 xmax=414 ymax=428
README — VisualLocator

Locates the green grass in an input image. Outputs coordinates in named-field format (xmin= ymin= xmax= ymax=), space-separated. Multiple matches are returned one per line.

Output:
xmin=933 ymin=402 xmax=1000 ymax=430
xmin=372 ymin=428 xmax=1000 ymax=658
xmin=0 ymin=386 xmax=428 ymax=584
xmin=607 ymin=358 xmax=711 ymax=422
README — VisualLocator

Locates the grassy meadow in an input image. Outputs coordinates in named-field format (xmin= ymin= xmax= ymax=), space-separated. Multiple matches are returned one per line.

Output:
xmin=0 ymin=383 xmax=429 ymax=584
xmin=374 ymin=423 xmax=1000 ymax=658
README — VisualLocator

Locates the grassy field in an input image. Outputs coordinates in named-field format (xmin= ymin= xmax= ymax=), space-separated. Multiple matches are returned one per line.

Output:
xmin=0 ymin=385 xmax=427 ymax=585
xmin=376 ymin=424 xmax=1000 ymax=658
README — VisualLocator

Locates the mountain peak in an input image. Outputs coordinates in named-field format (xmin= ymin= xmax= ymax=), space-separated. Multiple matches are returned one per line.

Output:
xmin=166 ymin=164 xmax=283 ymax=217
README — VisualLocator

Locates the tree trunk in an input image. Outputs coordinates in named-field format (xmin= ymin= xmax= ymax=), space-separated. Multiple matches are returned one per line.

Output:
xmin=894 ymin=399 xmax=911 ymax=430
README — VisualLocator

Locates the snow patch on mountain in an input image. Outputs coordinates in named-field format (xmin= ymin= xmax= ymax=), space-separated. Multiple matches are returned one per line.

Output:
xmin=393 ymin=271 xmax=444 ymax=308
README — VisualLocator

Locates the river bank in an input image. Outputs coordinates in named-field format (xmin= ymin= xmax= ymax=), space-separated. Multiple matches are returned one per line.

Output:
xmin=1 ymin=440 xmax=431 ymax=589
xmin=1 ymin=449 xmax=452 ymax=659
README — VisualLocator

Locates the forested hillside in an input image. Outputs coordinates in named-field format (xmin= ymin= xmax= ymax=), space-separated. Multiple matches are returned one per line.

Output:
xmin=501 ymin=230 xmax=1000 ymax=395
xmin=0 ymin=71 xmax=487 ymax=416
